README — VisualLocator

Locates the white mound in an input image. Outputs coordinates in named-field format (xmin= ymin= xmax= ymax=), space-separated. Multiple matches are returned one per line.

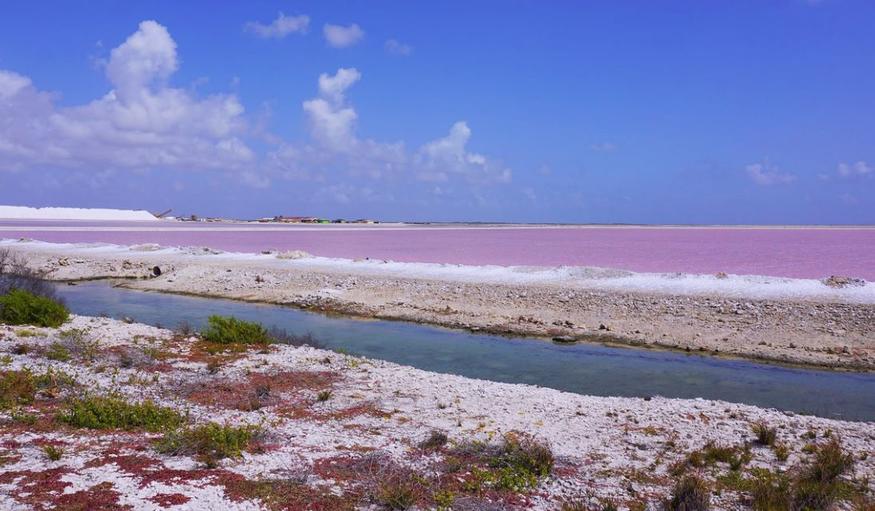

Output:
xmin=0 ymin=205 xmax=157 ymax=221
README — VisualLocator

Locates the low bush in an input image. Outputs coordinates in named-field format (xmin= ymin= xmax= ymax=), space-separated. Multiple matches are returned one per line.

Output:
xmin=0 ymin=289 xmax=69 ymax=328
xmin=200 ymin=315 xmax=271 ymax=345
xmin=0 ymin=369 xmax=36 ymax=409
xmin=156 ymin=422 xmax=259 ymax=468
xmin=59 ymin=395 xmax=184 ymax=431
xmin=668 ymin=474 xmax=711 ymax=511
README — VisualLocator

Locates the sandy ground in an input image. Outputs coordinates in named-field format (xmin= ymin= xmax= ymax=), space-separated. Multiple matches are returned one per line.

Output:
xmin=2 ymin=240 xmax=873 ymax=371
xmin=1 ymin=317 xmax=873 ymax=510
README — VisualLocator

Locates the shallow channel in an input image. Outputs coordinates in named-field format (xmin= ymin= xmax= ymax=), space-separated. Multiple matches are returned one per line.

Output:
xmin=54 ymin=281 xmax=875 ymax=422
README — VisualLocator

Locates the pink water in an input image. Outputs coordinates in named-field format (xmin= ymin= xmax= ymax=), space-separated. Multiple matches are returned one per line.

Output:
xmin=2 ymin=221 xmax=874 ymax=280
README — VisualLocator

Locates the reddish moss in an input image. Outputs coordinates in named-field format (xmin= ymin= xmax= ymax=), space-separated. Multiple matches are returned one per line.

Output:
xmin=185 ymin=370 xmax=337 ymax=411
xmin=148 ymin=493 xmax=191 ymax=507
xmin=0 ymin=467 xmax=73 ymax=508
xmin=53 ymin=481 xmax=131 ymax=510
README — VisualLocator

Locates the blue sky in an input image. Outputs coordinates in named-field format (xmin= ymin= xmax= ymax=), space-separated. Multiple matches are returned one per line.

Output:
xmin=0 ymin=1 xmax=873 ymax=223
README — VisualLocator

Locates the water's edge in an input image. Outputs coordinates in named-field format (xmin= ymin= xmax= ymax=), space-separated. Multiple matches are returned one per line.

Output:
xmin=54 ymin=280 xmax=875 ymax=421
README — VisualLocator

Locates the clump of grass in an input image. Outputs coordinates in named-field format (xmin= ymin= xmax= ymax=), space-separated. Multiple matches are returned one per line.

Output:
xmin=0 ymin=369 xmax=36 ymax=409
xmin=316 ymin=390 xmax=333 ymax=402
xmin=59 ymin=395 xmax=184 ymax=432
xmin=673 ymin=442 xmax=750 ymax=475
xmin=42 ymin=444 xmax=64 ymax=461
xmin=667 ymin=474 xmax=711 ymax=511
xmin=0 ymin=289 xmax=69 ymax=328
xmin=45 ymin=342 xmax=71 ymax=362
xmin=156 ymin=422 xmax=259 ymax=468
xmin=730 ymin=438 xmax=856 ymax=511
xmin=497 ymin=433 xmax=554 ymax=479
xmin=773 ymin=442 xmax=790 ymax=462
xmin=751 ymin=421 xmax=778 ymax=446
xmin=453 ymin=433 xmax=554 ymax=493
xmin=419 ymin=430 xmax=448 ymax=451
xmin=200 ymin=315 xmax=271 ymax=345
xmin=375 ymin=473 xmax=420 ymax=510
xmin=792 ymin=438 xmax=855 ymax=511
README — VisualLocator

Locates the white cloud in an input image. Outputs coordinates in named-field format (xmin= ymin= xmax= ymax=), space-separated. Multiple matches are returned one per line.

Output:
xmin=417 ymin=121 xmax=512 ymax=184
xmin=244 ymin=12 xmax=309 ymax=39
xmin=745 ymin=162 xmax=796 ymax=186
xmin=302 ymin=68 xmax=361 ymax=151
xmin=384 ymin=39 xmax=413 ymax=56
xmin=837 ymin=160 xmax=872 ymax=178
xmin=0 ymin=20 xmax=253 ymax=174
xmin=0 ymin=70 xmax=32 ymax=98
xmin=270 ymin=69 xmax=509 ymax=188
xmin=323 ymin=23 xmax=364 ymax=48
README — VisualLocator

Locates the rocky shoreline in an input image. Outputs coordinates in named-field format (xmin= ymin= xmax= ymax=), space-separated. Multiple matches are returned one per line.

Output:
xmin=2 ymin=240 xmax=873 ymax=371
xmin=1 ymin=316 xmax=874 ymax=509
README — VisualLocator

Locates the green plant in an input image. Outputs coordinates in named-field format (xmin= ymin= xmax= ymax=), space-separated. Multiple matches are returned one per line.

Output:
xmin=316 ymin=390 xmax=333 ymax=402
xmin=668 ymin=474 xmax=710 ymax=511
xmin=45 ymin=342 xmax=71 ymax=362
xmin=59 ymin=395 xmax=184 ymax=431
xmin=0 ymin=369 xmax=36 ymax=409
xmin=156 ymin=422 xmax=258 ymax=468
xmin=200 ymin=315 xmax=271 ymax=345
xmin=42 ymin=444 xmax=64 ymax=461
xmin=0 ymin=289 xmax=69 ymax=328
xmin=752 ymin=421 xmax=778 ymax=446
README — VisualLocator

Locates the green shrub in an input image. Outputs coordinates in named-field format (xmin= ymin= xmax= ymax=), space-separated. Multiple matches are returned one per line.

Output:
xmin=59 ymin=395 xmax=184 ymax=431
xmin=0 ymin=369 xmax=36 ymax=409
xmin=156 ymin=422 xmax=258 ymax=467
xmin=46 ymin=342 xmax=71 ymax=362
xmin=668 ymin=474 xmax=711 ymax=511
xmin=200 ymin=315 xmax=271 ymax=345
xmin=0 ymin=289 xmax=69 ymax=328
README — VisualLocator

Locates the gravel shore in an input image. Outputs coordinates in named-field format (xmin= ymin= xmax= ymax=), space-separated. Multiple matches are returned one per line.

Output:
xmin=1 ymin=316 xmax=873 ymax=509
xmin=2 ymin=240 xmax=873 ymax=371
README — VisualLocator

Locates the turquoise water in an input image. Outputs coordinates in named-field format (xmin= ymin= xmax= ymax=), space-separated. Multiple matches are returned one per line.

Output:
xmin=55 ymin=281 xmax=875 ymax=422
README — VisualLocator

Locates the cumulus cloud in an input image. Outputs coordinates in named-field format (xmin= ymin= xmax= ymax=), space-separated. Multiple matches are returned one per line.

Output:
xmin=0 ymin=20 xmax=253 ymax=174
xmin=323 ymin=23 xmax=364 ymax=48
xmin=384 ymin=39 xmax=413 ymax=56
xmin=745 ymin=162 xmax=796 ymax=186
xmin=267 ymin=68 xmax=510 ymax=194
xmin=837 ymin=160 xmax=872 ymax=178
xmin=244 ymin=12 xmax=309 ymax=38
xmin=417 ymin=121 xmax=511 ymax=184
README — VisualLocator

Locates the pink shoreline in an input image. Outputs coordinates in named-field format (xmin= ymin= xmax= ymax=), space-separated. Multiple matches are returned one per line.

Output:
xmin=2 ymin=224 xmax=874 ymax=280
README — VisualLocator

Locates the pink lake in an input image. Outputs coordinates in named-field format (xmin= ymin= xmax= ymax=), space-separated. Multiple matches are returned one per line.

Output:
xmin=2 ymin=221 xmax=874 ymax=280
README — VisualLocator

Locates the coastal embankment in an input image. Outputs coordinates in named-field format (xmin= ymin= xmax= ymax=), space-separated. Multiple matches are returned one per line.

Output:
xmin=2 ymin=239 xmax=873 ymax=370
